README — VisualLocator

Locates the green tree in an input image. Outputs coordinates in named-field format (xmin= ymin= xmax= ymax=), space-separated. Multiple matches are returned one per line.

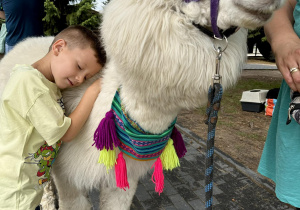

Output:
xmin=43 ymin=0 xmax=101 ymax=36
xmin=247 ymin=28 xmax=274 ymax=61
xmin=67 ymin=0 xmax=101 ymax=35
xmin=43 ymin=0 xmax=61 ymax=35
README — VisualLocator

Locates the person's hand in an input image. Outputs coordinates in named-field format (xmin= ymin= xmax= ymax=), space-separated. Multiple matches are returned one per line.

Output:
xmin=87 ymin=78 xmax=102 ymax=94
xmin=273 ymin=36 xmax=300 ymax=92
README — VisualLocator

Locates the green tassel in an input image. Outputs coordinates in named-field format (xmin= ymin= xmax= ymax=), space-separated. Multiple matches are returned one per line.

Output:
xmin=160 ymin=139 xmax=180 ymax=170
xmin=98 ymin=146 xmax=116 ymax=173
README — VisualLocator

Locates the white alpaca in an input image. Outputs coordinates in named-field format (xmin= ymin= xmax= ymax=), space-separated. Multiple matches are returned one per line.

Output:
xmin=0 ymin=0 xmax=284 ymax=209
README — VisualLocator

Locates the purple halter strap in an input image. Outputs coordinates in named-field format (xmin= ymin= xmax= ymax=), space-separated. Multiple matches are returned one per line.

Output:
xmin=210 ymin=0 xmax=222 ymax=39
xmin=183 ymin=0 xmax=200 ymax=2
xmin=184 ymin=0 xmax=222 ymax=39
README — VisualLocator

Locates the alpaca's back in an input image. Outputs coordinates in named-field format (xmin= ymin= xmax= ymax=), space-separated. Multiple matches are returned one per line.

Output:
xmin=0 ymin=37 xmax=53 ymax=97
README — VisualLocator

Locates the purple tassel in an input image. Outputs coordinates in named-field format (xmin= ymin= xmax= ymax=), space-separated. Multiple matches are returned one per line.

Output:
xmin=93 ymin=109 xmax=120 ymax=150
xmin=171 ymin=127 xmax=187 ymax=158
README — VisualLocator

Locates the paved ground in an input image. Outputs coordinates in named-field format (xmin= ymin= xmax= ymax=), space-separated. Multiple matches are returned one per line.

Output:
xmin=243 ymin=61 xmax=282 ymax=79
xmin=242 ymin=69 xmax=282 ymax=79
xmin=132 ymin=126 xmax=293 ymax=210
xmin=90 ymin=124 xmax=293 ymax=210
xmin=243 ymin=62 xmax=277 ymax=70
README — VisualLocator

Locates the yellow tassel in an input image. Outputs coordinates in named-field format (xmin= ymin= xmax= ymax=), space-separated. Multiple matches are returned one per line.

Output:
xmin=160 ymin=139 xmax=180 ymax=170
xmin=98 ymin=147 xmax=116 ymax=173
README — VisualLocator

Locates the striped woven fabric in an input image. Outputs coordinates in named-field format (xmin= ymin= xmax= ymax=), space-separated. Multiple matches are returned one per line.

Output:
xmin=112 ymin=90 xmax=176 ymax=160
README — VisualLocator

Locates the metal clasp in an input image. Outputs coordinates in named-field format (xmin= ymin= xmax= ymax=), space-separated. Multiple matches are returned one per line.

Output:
xmin=212 ymin=36 xmax=228 ymax=85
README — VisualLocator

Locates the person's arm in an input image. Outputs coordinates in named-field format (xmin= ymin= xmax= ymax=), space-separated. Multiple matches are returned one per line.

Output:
xmin=264 ymin=0 xmax=300 ymax=91
xmin=60 ymin=78 xmax=101 ymax=142
xmin=0 ymin=11 xmax=5 ymax=19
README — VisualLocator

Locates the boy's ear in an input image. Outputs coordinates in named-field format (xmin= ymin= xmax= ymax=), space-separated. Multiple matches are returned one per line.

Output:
xmin=52 ymin=39 xmax=66 ymax=56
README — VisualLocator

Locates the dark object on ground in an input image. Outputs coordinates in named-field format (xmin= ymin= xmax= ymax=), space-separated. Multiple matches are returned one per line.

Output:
xmin=247 ymin=28 xmax=275 ymax=62
xmin=266 ymin=88 xmax=280 ymax=99
xmin=256 ymin=40 xmax=275 ymax=62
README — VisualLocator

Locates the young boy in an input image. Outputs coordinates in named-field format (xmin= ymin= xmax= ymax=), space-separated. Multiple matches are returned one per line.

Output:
xmin=0 ymin=25 xmax=106 ymax=210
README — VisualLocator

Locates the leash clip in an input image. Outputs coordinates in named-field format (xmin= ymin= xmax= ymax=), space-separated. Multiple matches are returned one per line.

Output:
xmin=212 ymin=47 xmax=222 ymax=85
xmin=212 ymin=36 xmax=227 ymax=85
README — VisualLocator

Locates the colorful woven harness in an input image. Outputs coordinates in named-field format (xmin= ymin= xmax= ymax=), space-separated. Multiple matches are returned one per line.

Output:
xmin=112 ymin=90 xmax=176 ymax=160
xmin=93 ymin=89 xmax=187 ymax=193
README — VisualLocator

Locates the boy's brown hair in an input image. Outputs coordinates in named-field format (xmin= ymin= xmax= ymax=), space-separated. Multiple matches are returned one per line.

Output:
xmin=50 ymin=25 xmax=106 ymax=67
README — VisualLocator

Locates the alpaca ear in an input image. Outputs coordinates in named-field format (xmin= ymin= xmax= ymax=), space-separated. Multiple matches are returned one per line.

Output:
xmin=52 ymin=39 xmax=66 ymax=55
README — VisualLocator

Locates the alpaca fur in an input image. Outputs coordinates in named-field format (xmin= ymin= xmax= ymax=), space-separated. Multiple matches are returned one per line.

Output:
xmin=0 ymin=0 xmax=284 ymax=209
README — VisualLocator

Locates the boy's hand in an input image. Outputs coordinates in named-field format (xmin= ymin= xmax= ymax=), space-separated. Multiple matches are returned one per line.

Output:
xmin=88 ymin=78 xmax=102 ymax=94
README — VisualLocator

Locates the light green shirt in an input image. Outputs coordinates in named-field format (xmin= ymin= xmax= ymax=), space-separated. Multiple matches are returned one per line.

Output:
xmin=0 ymin=65 xmax=71 ymax=210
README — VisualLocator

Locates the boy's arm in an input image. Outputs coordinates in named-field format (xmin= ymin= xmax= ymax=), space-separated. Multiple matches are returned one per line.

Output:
xmin=60 ymin=78 xmax=101 ymax=142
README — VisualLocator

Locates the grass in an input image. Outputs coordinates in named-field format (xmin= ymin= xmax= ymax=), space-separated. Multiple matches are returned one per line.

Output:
xmin=236 ymin=130 xmax=264 ymax=142
xmin=197 ymin=77 xmax=282 ymax=142
xmin=222 ymin=78 xmax=281 ymax=113
xmin=178 ymin=74 xmax=282 ymax=170
xmin=198 ymin=77 xmax=282 ymax=115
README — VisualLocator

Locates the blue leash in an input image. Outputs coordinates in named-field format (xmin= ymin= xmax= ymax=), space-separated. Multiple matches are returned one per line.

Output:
xmin=204 ymin=83 xmax=223 ymax=209
xmin=204 ymin=43 xmax=226 ymax=209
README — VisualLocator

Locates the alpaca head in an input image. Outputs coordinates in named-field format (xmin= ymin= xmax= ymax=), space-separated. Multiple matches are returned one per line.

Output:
xmin=101 ymin=0 xmax=283 ymax=112
xmin=180 ymin=0 xmax=284 ymax=30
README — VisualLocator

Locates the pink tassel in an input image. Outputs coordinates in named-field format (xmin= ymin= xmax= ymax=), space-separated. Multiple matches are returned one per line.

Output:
xmin=171 ymin=127 xmax=187 ymax=158
xmin=115 ymin=152 xmax=129 ymax=190
xmin=151 ymin=157 xmax=164 ymax=195
xmin=93 ymin=109 xmax=120 ymax=150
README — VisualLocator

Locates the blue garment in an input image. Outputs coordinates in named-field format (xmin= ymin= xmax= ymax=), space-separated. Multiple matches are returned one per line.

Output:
xmin=0 ymin=0 xmax=44 ymax=47
xmin=4 ymin=42 xmax=12 ymax=54
xmin=258 ymin=1 xmax=300 ymax=207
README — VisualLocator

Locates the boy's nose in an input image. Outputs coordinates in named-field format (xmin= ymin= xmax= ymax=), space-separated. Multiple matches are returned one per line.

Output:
xmin=76 ymin=75 xmax=84 ymax=84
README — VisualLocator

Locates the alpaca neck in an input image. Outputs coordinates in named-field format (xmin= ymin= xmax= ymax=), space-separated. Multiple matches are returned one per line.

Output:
xmin=119 ymin=84 xmax=181 ymax=134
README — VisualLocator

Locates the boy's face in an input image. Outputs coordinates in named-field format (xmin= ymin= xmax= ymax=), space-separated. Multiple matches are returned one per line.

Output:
xmin=50 ymin=40 xmax=102 ymax=89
